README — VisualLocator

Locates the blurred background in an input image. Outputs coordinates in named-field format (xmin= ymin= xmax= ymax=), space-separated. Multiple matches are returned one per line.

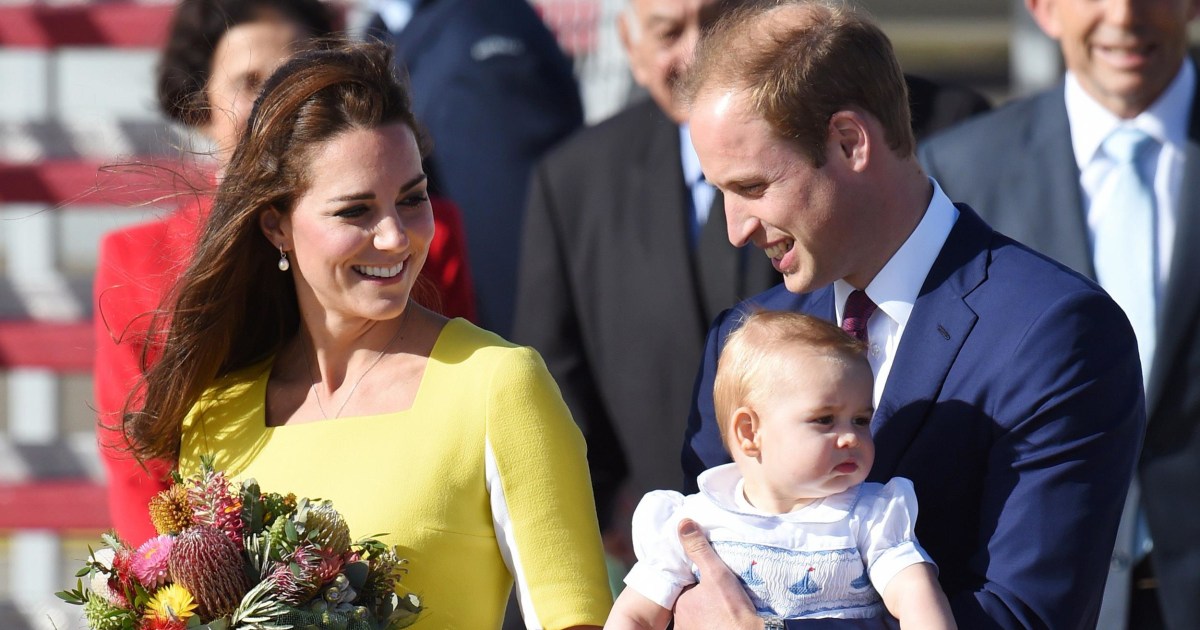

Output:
xmin=0 ymin=0 xmax=1194 ymax=628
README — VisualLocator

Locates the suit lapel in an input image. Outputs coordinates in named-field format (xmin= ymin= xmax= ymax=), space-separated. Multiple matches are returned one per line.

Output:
xmin=1148 ymin=90 xmax=1200 ymax=414
xmin=626 ymin=105 xmax=709 ymax=334
xmin=1010 ymin=91 xmax=1094 ymax=276
xmin=871 ymin=207 xmax=985 ymax=478
xmin=697 ymin=194 xmax=739 ymax=321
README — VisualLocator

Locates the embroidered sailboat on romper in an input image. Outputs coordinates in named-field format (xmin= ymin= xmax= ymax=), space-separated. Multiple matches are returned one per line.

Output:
xmin=850 ymin=565 xmax=871 ymax=590
xmin=740 ymin=560 xmax=765 ymax=586
xmin=789 ymin=566 xmax=820 ymax=595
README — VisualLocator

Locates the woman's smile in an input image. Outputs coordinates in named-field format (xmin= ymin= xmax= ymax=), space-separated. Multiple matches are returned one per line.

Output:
xmin=353 ymin=260 xmax=407 ymax=279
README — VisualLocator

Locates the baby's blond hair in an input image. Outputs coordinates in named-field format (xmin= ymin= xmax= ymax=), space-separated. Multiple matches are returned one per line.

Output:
xmin=713 ymin=310 xmax=870 ymax=451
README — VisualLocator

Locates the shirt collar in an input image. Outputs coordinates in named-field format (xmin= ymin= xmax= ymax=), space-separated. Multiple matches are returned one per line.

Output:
xmin=1065 ymin=57 xmax=1195 ymax=169
xmin=834 ymin=179 xmax=959 ymax=328
xmin=679 ymin=123 xmax=704 ymax=186
xmin=698 ymin=463 xmax=862 ymax=524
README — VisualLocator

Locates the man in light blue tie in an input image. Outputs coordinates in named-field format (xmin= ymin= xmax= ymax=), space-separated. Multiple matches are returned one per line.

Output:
xmin=920 ymin=0 xmax=1200 ymax=626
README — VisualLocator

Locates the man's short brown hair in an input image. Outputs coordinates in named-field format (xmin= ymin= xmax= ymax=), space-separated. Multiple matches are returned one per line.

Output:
xmin=681 ymin=0 xmax=914 ymax=167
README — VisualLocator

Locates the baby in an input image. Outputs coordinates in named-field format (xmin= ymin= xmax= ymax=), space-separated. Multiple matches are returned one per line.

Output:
xmin=605 ymin=310 xmax=955 ymax=629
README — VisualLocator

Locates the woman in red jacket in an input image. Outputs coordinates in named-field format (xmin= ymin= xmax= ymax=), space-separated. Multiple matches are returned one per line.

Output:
xmin=94 ymin=0 xmax=476 ymax=545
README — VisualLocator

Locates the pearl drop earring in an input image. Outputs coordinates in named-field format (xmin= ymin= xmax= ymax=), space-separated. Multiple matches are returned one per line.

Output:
xmin=278 ymin=246 xmax=290 ymax=272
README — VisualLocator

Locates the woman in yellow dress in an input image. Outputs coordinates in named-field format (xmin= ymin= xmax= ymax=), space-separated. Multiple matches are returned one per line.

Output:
xmin=121 ymin=39 xmax=611 ymax=629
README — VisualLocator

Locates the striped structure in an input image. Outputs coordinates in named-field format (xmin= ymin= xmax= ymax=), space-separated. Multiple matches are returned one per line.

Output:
xmin=0 ymin=1 xmax=632 ymax=628
xmin=1 ymin=3 xmax=179 ymax=628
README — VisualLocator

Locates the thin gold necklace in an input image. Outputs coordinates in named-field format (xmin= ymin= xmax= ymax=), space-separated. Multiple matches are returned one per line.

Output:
xmin=301 ymin=309 xmax=410 ymax=420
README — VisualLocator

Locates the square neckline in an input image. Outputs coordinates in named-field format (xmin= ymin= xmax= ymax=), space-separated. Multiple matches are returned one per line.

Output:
xmin=260 ymin=318 xmax=461 ymax=429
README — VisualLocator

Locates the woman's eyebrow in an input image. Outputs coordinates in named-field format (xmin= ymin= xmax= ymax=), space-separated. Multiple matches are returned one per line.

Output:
xmin=326 ymin=174 xmax=427 ymax=203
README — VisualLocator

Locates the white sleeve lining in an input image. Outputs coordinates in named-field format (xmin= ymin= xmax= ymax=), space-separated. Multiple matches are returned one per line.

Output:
xmin=485 ymin=436 xmax=543 ymax=630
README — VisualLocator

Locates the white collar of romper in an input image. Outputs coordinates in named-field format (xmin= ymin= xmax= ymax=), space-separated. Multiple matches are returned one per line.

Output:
xmin=698 ymin=463 xmax=864 ymax=524
xmin=679 ymin=123 xmax=705 ymax=186
xmin=1065 ymin=58 xmax=1195 ymax=170
xmin=834 ymin=178 xmax=958 ymax=331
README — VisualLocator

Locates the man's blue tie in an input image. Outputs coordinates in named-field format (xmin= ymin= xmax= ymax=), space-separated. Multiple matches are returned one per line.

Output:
xmin=1092 ymin=127 xmax=1158 ymax=387
xmin=1093 ymin=127 xmax=1159 ymax=567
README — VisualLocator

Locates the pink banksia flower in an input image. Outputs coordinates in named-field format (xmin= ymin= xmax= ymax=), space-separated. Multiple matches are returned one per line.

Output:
xmin=168 ymin=525 xmax=251 ymax=620
xmin=186 ymin=469 xmax=244 ymax=549
xmin=132 ymin=535 xmax=175 ymax=588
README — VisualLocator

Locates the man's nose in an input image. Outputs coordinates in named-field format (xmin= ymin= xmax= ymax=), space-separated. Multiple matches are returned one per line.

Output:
xmin=725 ymin=201 xmax=757 ymax=248
xmin=1103 ymin=0 xmax=1137 ymax=27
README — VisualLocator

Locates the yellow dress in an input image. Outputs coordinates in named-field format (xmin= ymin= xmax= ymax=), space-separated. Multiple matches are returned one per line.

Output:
xmin=179 ymin=318 xmax=612 ymax=628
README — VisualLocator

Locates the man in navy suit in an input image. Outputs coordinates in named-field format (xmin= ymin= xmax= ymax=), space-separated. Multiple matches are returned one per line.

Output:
xmin=919 ymin=1 xmax=1200 ymax=627
xmin=510 ymin=0 xmax=989 ymax=565
xmin=512 ymin=0 xmax=783 ymax=554
xmin=369 ymin=0 xmax=583 ymax=336
xmin=672 ymin=1 xmax=1145 ymax=627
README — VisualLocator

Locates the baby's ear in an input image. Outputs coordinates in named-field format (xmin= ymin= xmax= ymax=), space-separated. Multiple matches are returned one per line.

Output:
xmin=731 ymin=407 xmax=761 ymax=458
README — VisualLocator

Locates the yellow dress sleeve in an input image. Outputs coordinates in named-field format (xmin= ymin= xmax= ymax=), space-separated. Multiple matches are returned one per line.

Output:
xmin=484 ymin=345 xmax=612 ymax=627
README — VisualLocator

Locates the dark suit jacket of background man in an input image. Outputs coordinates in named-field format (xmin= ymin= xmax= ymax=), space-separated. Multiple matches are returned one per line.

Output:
xmin=377 ymin=0 xmax=583 ymax=336
xmin=513 ymin=99 xmax=779 ymax=522
xmin=683 ymin=206 xmax=1146 ymax=628
xmin=919 ymin=77 xmax=1200 ymax=628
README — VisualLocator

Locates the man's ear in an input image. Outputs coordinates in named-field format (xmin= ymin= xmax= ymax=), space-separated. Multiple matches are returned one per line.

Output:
xmin=1025 ymin=0 xmax=1063 ymax=39
xmin=828 ymin=110 xmax=870 ymax=173
xmin=259 ymin=206 xmax=290 ymax=249
xmin=731 ymin=407 xmax=762 ymax=458
xmin=617 ymin=11 xmax=648 ymax=88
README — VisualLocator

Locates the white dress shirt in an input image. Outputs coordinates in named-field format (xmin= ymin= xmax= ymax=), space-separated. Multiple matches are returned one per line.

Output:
xmin=834 ymin=180 xmax=959 ymax=406
xmin=680 ymin=123 xmax=715 ymax=238
xmin=1067 ymin=58 xmax=1195 ymax=306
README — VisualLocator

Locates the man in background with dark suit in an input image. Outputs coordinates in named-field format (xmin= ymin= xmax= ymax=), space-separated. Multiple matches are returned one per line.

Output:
xmin=675 ymin=1 xmax=1144 ymax=626
xmin=920 ymin=1 xmax=1200 ymax=627
xmin=369 ymin=0 xmax=583 ymax=336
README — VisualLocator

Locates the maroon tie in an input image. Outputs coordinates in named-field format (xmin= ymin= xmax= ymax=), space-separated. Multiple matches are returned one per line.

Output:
xmin=842 ymin=290 xmax=877 ymax=343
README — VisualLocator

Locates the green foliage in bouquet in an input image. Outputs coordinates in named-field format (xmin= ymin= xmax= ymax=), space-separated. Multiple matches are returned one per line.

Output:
xmin=58 ymin=457 xmax=422 ymax=630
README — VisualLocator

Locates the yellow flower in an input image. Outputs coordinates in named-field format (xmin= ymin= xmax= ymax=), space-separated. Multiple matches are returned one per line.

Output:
xmin=145 ymin=583 xmax=198 ymax=623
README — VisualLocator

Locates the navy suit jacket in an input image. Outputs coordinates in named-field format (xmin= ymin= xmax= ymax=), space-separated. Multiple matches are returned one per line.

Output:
xmin=920 ymin=78 xmax=1200 ymax=628
xmin=682 ymin=206 xmax=1145 ymax=628
xmin=380 ymin=0 xmax=583 ymax=336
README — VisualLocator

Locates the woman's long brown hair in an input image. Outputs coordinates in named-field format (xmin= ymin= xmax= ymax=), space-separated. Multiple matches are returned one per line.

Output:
xmin=124 ymin=39 xmax=428 ymax=463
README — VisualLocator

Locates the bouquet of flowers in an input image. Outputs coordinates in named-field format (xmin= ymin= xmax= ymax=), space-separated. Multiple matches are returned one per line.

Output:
xmin=57 ymin=457 xmax=422 ymax=630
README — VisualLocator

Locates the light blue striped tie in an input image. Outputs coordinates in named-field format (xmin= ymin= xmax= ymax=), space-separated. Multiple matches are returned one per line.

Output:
xmin=1092 ymin=127 xmax=1157 ymax=388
